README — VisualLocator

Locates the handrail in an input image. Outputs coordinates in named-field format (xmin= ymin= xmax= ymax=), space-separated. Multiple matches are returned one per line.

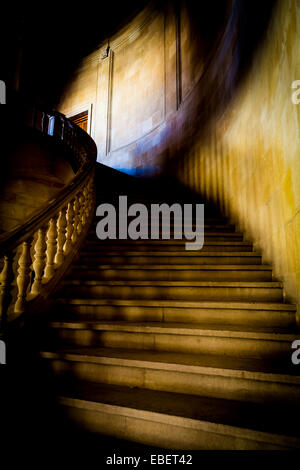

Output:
xmin=0 ymin=105 xmax=97 ymax=333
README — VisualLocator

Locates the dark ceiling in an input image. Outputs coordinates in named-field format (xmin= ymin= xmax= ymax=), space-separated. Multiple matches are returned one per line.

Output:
xmin=2 ymin=0 xmax=149 ymax=105
xmin=1 ymin=0 xmax=276 ymax=108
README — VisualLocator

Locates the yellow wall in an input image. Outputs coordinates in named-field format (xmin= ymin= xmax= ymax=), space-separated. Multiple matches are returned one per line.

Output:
xmin=59 ymin=0 xmax=300 ymax=318
xmin=177 ymin=0 xmax=300 ymax=320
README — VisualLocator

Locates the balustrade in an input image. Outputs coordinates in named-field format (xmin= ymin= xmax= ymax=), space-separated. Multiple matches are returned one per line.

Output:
xmin=0 ymin=106 xmax=96 ymax=334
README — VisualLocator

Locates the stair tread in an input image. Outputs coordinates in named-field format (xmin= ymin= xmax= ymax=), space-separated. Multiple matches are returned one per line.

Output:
xmin=99 ymin=226 xmax=229 ymax=231
xmin=54 ymin=298 xmax=296 ymax=310
xmin=39 ymin=182 xmax=299 ymax=449
xmin=47 ymin=320 xmax=298 ymax=339
xmin=90 ymin=230 xmax=242 ymax=234
xmin=40 ymin=347 xmax=300 ymax=380
xmin=62 ymin=279 xmax=282 ymax=287
xmin=90 ymin=232 xmax=244 ymax=236
xmin=91 ymin=220 xmax=230 ymax=226
xmin=72 ymin=264 xmax=272 ymax=270
xmin=78 ymin=251 xmax=262 ymax=256
xmin=55 ymin=380 xmax=300 ymax=440
xmin=85 ymin=240 xmax=252 ymax=245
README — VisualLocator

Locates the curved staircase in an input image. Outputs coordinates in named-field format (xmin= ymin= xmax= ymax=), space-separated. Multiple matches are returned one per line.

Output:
xmin=38 ymin=175 xmax=300 ymax=451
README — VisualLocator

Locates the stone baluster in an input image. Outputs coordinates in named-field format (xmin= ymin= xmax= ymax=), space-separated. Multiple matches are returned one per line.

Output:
xmin=0 ymin=252 xmax=15 ymax=329
xmin=55 ymin=206 xmax=67 ymax=265
xmin=15 ymin=239 xmax=33 ymax=314
xmin=44 ymin=217 xmax=58 ymax=279
xmin=90 ymin=179 xmax=95 ymax=212
xmin=71 ymin=195 xmax=79 ymax=244
xmin=88 ymin=183 xmax=93 ymax=216
xmin=40 ymin=111 xmax=46 ymax=133
xmin=77 ymin=192 xmax=83 ymax=235
xmin=31 ymin=226 xmax=47 ymax=295
xmin=64 ymin=200 xmax=74 ymax=254
xmin=86 ymin=179 xmax=93 ymax=217
xmin=81 ymin=189 xmax=87 ymax=227
xmin=60 ymin=116 xmax=65 ymax=140
xmin=83 ymin=187 xmax=89 ymax=221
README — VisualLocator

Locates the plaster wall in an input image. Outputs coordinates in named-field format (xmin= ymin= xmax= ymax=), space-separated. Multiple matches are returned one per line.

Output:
xmin=58 ymin=1 xmax=223 ymax=175
xmin=176 ymin=0 xmax=300 ymax=319
xmin=59 ymin=0 xmax=300 ymax=316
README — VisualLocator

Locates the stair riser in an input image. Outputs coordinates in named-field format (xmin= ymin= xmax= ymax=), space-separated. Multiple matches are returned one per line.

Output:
xmin=89 ymin=231 xmax=241 ymax=240
xmin=68 ymin=269 xmax=272 ymax=282
xmin=59 ymin=402 xmax=291 ymax=450
xmin=76 ymin=255 xmax=262 ymax=265
xmin=81 ymin=244 xmax=252 ymax=252
xmin=48 ymin=329 xmax=293 ymax=360
xmin=104 ymin=217 xmax=218 ymax=223
xmin=60 ymin=284 xmax=283 ymax=302
xmin=85 ymin=236 xmax=243 ymax=246
xmin=44 ymin=359 xmax=300 ymax=405
xmin=90 ymin=228 xmax=232 ymax=237
xmin=90 ymin=225 xmax=237 ymax=233
xmin=90 ymin=220 xmax=230 ymax=229
xmin=54 ymin=304 xmax=296 ymax=329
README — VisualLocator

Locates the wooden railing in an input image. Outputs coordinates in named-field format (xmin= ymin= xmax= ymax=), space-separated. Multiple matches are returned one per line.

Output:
xmin=0 ymin=106 xmax=97 ymax=334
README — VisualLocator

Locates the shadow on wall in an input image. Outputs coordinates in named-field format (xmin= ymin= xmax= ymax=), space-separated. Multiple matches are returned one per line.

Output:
xmin=162 ymin=0 xmax=277 ymax=173
xmin=174 ymin=0 xmax=300 ymax=321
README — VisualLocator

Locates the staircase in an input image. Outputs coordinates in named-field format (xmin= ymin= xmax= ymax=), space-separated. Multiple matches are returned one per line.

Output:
xmin=39 ymin=175 xmax=300 ymax=451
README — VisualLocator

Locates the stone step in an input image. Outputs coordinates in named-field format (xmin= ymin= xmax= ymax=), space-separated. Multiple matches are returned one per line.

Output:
xmin=89 ymin=224 xmax=238 ymax=236
xmin=81 ymin=240 xmax=253 ymax=252
xmin=91 ymin=217 xmax=230 ymax=227
xmin=86 ymin=232 xmax=244 ymax=243
xmin=86 ymin=231 xmax=244 ymax=245
xmin=68 ymin=265 xmax=272 ymax=282
xmin=94 ymin=198 xmax=209 ymax=206
xmin=52 ymin=299 xmax=297 ymax=329
xmin=39 ymin=183 xmax=300 ymax=451
xmin=56 ymin=381 xmax=300 ymax=450
xmin=76 ymin=251 xmax=262 ymax=266
xmin=59 ymin=280 xmax=283 ymax=302
xmin=46 ymin=320 xmax=297 ymax=359
xmin=40 ymin=347 xmax=300 ymax=405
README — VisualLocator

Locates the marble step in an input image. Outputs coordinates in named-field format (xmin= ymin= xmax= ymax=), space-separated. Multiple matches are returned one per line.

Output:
xmin=68 ymin=264 xmax=272 ymax=282
xmin=52 ymin=299 xmax=297 ymax=329
xmin=81 ymin=240 xmax=253 ymax=252
xmin=40 ymin=347 xmax=300 ymax=405
xmin=59 ymin=280 xmax=283 ymax=302
xmin=55 ymin=381 xmax=300 ymax=450
xmin=46 ymin=320 xmax=297 ymax=359
xmin=76 ymin=251 xmax=263 ymax=266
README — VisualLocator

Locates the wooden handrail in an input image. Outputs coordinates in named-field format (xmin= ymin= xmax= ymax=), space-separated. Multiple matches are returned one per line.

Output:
xmin=0 ymin=105 xmax=97 ymax=333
